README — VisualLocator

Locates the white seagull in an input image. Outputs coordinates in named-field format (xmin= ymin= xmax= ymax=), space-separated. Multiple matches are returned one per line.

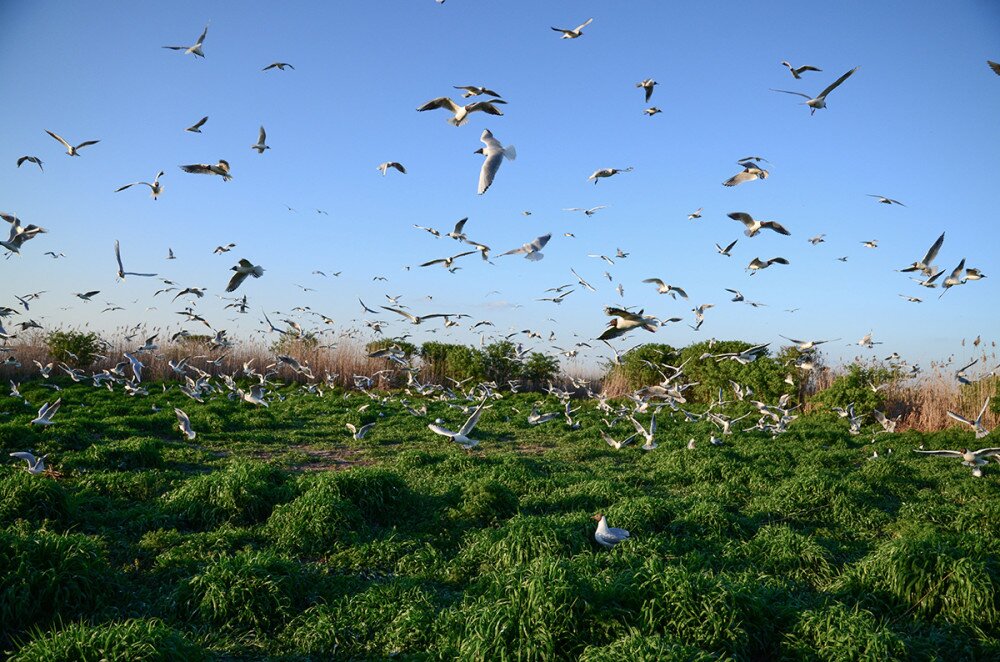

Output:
xmin=552 ymin=18 xmax=593 ymax=39
xmin=175 ymin=408 xmax=196 ymax=440
xmin=475 ymin=129 xmax=516 ymax=194
xmin=114 ymin=240 xmax=157 ymax=279
xmin=251 ymin=126 xmax=270 ymax=153
xmin=377 ymin=162 xmax=406 ymax=176
xmin=30 ymin=398 xmax=61 ymax=426
xmin=163 ymin=23 xmax=209 ymax=57
xmin=10 ymin=452 xmax=47 ymax=475
xmin=589 ymin=167 xmax=633 ymax=184
xmin=592 ymin=513 xmax=630 ymax=548
xmin=226 ymin=259 xmax=265 ymax=292
xmin=945 ymin=398 xmax=992 ymax=439
xmin=115 ymin=171 xmax=164 ymax=200
xmin=427 ymin=398 xmax=488 ymax=449
xmin=179 ymin=160 xmax=231 ymax=180
xmin=771 ymin=66 xmax=859 ymax=114
xmin=728 ymin=212 xmax=791 ymax=237
xmin=416 ymin=96 xmax=506 ymax=127
xmin=45 ymin=130 xmax=99 ymax=156
xmin=499 ymin=233 xmax=550 ymax=261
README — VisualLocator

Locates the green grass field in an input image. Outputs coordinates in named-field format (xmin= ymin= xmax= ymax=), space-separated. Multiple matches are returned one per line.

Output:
xmin=2 ymin=379 xmax=999 ymax=660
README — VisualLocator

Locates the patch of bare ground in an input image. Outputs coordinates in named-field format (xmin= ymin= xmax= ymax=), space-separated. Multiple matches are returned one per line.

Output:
xmin=247 ymin=445 xmax=371 ymax=471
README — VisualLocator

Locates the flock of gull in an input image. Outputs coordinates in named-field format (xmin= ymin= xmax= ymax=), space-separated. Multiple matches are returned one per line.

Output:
xmin=4 ymin=15 xmax=1000 ymax=545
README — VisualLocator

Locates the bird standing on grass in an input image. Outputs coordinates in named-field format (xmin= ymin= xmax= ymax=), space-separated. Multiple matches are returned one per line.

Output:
xmin=592 ymin=513 xmax=630 ymax=548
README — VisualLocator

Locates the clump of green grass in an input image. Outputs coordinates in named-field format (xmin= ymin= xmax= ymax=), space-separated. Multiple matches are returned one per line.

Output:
xmin=448 ymin=478 xmax=519 ymax=526
xmin=324 ymin=467 xmax=410 ymax=526
xmin=0 ymin=470 xmax=69 ymax=526
xmin=441 ymin=556 xmax=585 ymax=659
xmin=162 ymin=461 xmax=293 ymax=529
xmin=175 ymin=549 xmax=319 ymax=633
xmin=578 ymin=630 xmax=719 ymax=661
xmin=733 ymin=524 xmax=835 ymax=586
xmin=281 ymin=578 xmax=449 ymax=658
xmin=450 ymin=514 xmax=588 ymax=580
xmin=783 ymin=602 xmax=907 ymax=661
xmin=138 ymin=526 xmax=261 ymax=578
xmin=836 ymin=526 xmax=1000 ymax=629
xmin=63 ymin=437 xmax=164 ymax=471
xmin=266 ymin=479 xmax=365 ymax=557
xmin=635 ymin=558 xmax=760 ymax=657
xmin=0 ymin=524 xmax=115 ymax=640
xmin=8 ymin=618 xmax=205 ymax=662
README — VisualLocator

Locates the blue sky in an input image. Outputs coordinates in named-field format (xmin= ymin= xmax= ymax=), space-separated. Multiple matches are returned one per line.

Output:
xmin=2 ymin=1 xmax=998 ymax=371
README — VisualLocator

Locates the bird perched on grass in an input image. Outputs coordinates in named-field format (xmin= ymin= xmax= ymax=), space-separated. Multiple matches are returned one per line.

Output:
xmin=592 ymin=513 xmax=630 ymax=548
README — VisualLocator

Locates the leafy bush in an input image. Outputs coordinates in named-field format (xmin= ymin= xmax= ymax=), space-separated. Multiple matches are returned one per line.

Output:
xmin=0 ymin=525 xmax=114 ymax=639
xmin=266 ymin=482 xmax=365 ymax=557
xmin=45 ymin=330 xmax=101 ymax=368
xmin=521 ymin=352 xmax=560 ymax=389
xmin=282 ymin=579 xmax=445 ymax=658
xmin=0 ymin=470 xmax=69 ymax=526
xmin=678 ymin=340 xmax=791 ymax=405
xmin=162 ymin=462 xmax=293 ymax=529
xmin=811 ymin=361 xmax=898 ymax=416
xmin=481 ymin=341 xmax=522 ymax=385
xmin=450 ymin=479 xmax=519 ymax=526
xmin=420 ymin=342 xmax=485 ymax=383
xmin=326 ymin=468 xmax=409 ymax=526
xmin=9 ymin=618 xmax=205 ymax=662
xmin=368 ymin=337 xmax=418 ymax=358
xmin=176 ymin=549 xmax=318 ymax=633
xmin=784 ymin=602 xmax=907 ymax=661
xmin=63 ymin=437 xmax=164 ymax=471
xmin=605 ymin=343 xmax=680 ymax=390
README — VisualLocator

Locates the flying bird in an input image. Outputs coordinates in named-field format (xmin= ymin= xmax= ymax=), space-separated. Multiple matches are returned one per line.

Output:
xmin=641 ymin=279 xmax=688 ymax=298
xmin=475 ymin=129 xmax=516 ymax=194
xmin=262 ymin=62 xmax=294 ymax=71
xmin=251 ymin=126 xmax=270 ymax=153
xmin=179 ymin=160 xmax=231 ymax=180
xmin=175 ymin=408 xmax=196 ymax=440
xmin=635 ymin=78 xmax=657 ymax=102
xmin=226 ymin=259 xmax=265 ymax=292
xmin=453 ymin=85 xmax=502 ymax=98
xmin=747 ymin=256 xmax=790 ymax=273
xmin=499 ymin=233 xmax=550 ymax=261
xmin=988 ymin=60 xmax=1000 ymax=76
xmin=552 ymin=17 xmax=593 ymax=39
xmin=30 ymin=399 xmax=61 ymax=426
xmin=589 ymin=167 xmax=633 ymax=184
xmin=427 ymin=398 xmax=488 ymax=449
xmin=163 ymin=23 xmax=209 ymax=57
xmin=781 ymin=61 xmax=822 ymax=79
xmin=771 ymin=66 xmax=859 ymax=114
xmin=416 ymin=96 xmax=506 ymax=126
xmin=114 ymin=240 xmax=157 ymax=279
xmin=185 ymin=116 xmax=209 ymax=133
xmin=9 ymin=451 xmax=47 ymax=475
xmin=715 ymin=239 xmax=738 ymax=256
xmin=723 ymin=162 xmax=768 ymax=187
xmin=598 ymin=306 xmax=657 ymax=340
xmin=377 ymin=162 xmax=406 ymax=176
xmin=867 ymin=194 xmax=905 ymax=206
xmin=45 ymin=130 xmax=99 ymax=156
xmin=115 ymin=171 xmax=164 ymax=200
xmin=17 ymin=156 xmax=43 ymax=171
xmin=727 ymin=212 xmax=790 ymax=237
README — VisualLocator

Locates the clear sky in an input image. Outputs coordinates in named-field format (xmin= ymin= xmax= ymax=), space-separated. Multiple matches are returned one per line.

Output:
xmin=2 ymin=1 xmax=998 ymax=372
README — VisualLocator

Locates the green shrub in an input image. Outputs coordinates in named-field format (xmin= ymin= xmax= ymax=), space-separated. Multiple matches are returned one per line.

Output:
xmin=176 ymin=549 xmax=318 ymax=632
xmin=266 ymin=482 xmax=365 ymax=557
xmin=481 ymin=341 xmax=522 ymax=385
xmin=521 ymin=352 xmax=560 ymax=389
xmin=45 ymin=330 xmax=101 ymax=368
xmin=420 ymin=341 xmax=485 ymax=383
xmin=579 ymin=631 xmax=719 ymax=661
xmin=0 ymin=525 xmax=114 ymax=639
xmin=282 ymin=579 xmax=446 ymax=658
xmin=810 ymin=361 xmax=898 ymax=416
xmin=605 ymin=343 xmax=680 ymax=390
xmin=0 ymin=470 xmax=69 ymax=526
xmin=678 ymin=339 xmax=791 ymax=405
xmin=162 ymin=462 xmax=292 ymax=529
xmin=326 ymin=467 xmax=409 ymax=526
xmin=9 ymin=618 xmax=205 ymax=662
xmin=450 ymin=479 xmax=519 ymax=526
xmin=64 ymin=437 xmax=164 ymax=471
xmin=784 ymin=602 xmax=907 ymax=661
xmin=443 ymin=556 xmax=585 ymax=660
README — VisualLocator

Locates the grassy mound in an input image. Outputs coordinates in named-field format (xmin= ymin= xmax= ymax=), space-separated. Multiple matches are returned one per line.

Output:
xmin=162 ymin=462 xmax=293 ymax=529
xmin=8 ymin=618 xmax=204 ymax=662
